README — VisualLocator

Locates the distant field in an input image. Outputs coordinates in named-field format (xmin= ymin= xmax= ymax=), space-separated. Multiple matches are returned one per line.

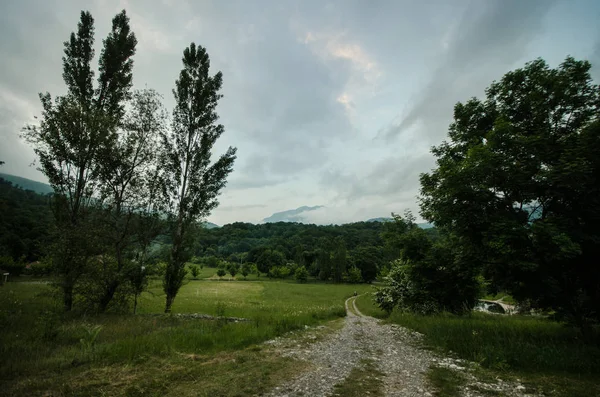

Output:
xmin=0 ymin=278 xmax=372 ymax=396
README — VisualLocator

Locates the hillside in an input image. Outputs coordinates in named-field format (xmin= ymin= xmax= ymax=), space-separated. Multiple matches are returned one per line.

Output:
xmin=0 ymin=173 xmax=53 ymax=195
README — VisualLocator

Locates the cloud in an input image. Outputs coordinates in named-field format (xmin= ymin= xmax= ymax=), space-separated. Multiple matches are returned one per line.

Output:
xmin=1 ymin=0 xmax=597 ymax=226
xmin=381 ymin=0 xmax=558 ymax=141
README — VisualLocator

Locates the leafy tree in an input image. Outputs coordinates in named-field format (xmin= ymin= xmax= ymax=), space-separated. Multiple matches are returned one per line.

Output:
xmin=420 ymin=57 xmax=600 ymax=328
xmin=160 ymin=43 xmax=237 ymax=312
xmin=380 ymin=214 xmax=481 ymax=314
xmin=240 ymin=262 xmax=251 ymax=279
xmin=351 ymin=245 xmax=383 ymax=283
xmin=295 ymin=265 xmax=309 ymax=283
xmin=23 ymin=10 xmax=137 ymax=311
xmin=189 ymin=265 xmax=200 ymax=279
xmin=346 ymin=266 xmax=363 ymax=284
xmin=332 ymin=237 xmax=347 ymax=283
xmin=216 ymin=267 xmax=226 ymax=279
xmin=256 ymin=249 xmax=285 ymax=274
xmin=95 ymin=88 xmax=166 ymax=312
xmin=126 ymin=263 xmax=148 ymax=314
xmin=0 ymin=178 xmax=52 ymax=262
xmin=227 ymin=262 xmax=238 ymax=279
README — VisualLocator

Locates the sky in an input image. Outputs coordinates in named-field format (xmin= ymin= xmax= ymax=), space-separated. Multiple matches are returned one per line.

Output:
xmin=1 ymin=0 xmax=600 ymax=225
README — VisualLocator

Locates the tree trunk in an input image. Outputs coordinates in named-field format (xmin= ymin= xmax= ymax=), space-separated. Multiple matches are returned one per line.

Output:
xmin=98 ymin=280 xmax=118 ymax=313
xmin=165 ymin=293 xmax=174 ymax=313
xmin=63 ymin=283 xmax=74 ymax=312
xmin=133 ymin=293 xmax=138 ymax=314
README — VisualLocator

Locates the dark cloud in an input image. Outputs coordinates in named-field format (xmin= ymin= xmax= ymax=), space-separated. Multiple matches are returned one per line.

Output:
xmin=382 ymin=0 xmax=558 ymax=141
xmin=1 ymin=0 xmax=598 ymax=225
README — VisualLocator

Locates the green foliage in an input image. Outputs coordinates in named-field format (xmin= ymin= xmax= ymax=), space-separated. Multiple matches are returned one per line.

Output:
xmin=160 ymin=42 xmax=236 ymax=313
xmin=268 ymin=266 xmax=290 ymax=279
xmin=79 ymin=324 xmax=103 ymax=360
xmin=346 ymin=266 xmax=363 ymax=284
xmin=350 ymin=245 xmax=383 ymax=283
xmin=240 ymin=262 xmax=251 ymax=279
xmin=0 ymin=256 xmax=25 ymax=277
xmin=189 ymin=264 xmax=200 ymax=279
xmin=420 ymin=57 xmax=600 ymax=328
xmin=28 ymin=260 xmax=52 ymax=277
xmin=22 ymin=10 xmax=141 ymax=312
xmin=256 ymin=249 xmax=285 ymax=274
xmin=294 ymin=265 xmax=309 ymax=283
xmin=0 ymin=178 xmax=52 ymax=262
xmin=379 ymin=214 xmax=482 ymax=314
xmin=216 ymin=268 xmax=226 ymax=279
xmin=227 ymin=262 xmax=239 ymax=278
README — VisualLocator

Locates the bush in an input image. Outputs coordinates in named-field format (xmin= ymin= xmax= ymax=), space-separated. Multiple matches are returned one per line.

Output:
xmin=216 ymin=268 xmax=226 ymax=279
xmin=295 ymin=265 xmax=309 ymax=283
xmin=30 ymin=261 xmax=52 ymax=277
xmin=227 ymin=262 xmax=239 ymax=278
xmin=0 ymin=256 xmax=25 ymax=277
xmin=346 ymin=266 xmax=363 ymax=284
xmin=375 ymin=253 xmax=483 ymax=315
xmin=189 ymin=265 xmax=200 ymax=279
xmin=240 ymin=263 xmax=251 ymax=279
xmin=268 ymin=266 xmax=290 ymax=279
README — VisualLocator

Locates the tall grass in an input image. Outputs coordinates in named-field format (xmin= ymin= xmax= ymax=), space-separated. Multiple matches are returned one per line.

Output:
xmin=0 ymin=279 xmax=369 ymax=383
xmin=388 ymin=311 xmax=600 ymax=375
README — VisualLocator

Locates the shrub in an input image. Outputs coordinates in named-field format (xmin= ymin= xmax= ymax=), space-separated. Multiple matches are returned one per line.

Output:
xmin=29 ymin=261 xmax=52 ymax=277
xmin=0 ymin=256 xmax=25 ymax=277
xmin=240 ymin=263 xmax=251 ymax=279
xmin=189 ymin=265 xmax=200 ymax=279
xmin=346 ymin=266 xmax=363 ymax=284
xmin=227 ymin=262 xmax=239 ymax=279
xmin=295 ymin=265 xmax=309 ymax=283
xmin=216 ymin=268 xmax=226 ymax=279
xmin=268 ymin=266 xmax=290 ymax=279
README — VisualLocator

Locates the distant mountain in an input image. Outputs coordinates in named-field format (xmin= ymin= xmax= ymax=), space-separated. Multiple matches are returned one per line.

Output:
xmin=263 ymin=205 xmax=324 ymax=223
xmin=367 ymin=217 xmax=392 ymax=223
xmin=0 ymin=173 xmax=53 ymax=195
xmin=203 ymin=222 xmax=220 ymax=229
xmin=367 ymin=216 xmax=434 ymax=229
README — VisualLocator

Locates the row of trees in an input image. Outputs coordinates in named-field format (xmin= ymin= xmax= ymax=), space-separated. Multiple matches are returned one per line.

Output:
xmin=376 ymin=57 xmax=600 ymax=331
xmin=22 ymin=10 xmax=236 ymax=313
xmin=191 ymin=224 xmax=391 ymax=283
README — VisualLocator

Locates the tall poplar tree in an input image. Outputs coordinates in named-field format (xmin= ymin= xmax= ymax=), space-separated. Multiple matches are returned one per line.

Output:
xmin=24 ymin=10 xmax=137 ymax=311
xmin=161 ymin=43 xmax=236 ymax=313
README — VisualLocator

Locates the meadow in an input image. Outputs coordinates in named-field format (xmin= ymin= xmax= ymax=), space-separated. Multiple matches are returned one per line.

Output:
xmin=355 ymin=292 xmax=600 ymax=397
xmin=0 ymin=272 xmax=372 ymax=396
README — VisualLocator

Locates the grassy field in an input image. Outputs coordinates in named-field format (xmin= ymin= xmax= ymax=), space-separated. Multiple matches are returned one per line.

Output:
xmin=0 ymin=278 xmax=372 ymax=396
xmin=354 ymin=290 xmax=600 ymax=397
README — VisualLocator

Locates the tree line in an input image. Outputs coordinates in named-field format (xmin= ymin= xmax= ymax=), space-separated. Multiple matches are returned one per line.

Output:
xmin=15 ymin=10 xmax=236 ymax=313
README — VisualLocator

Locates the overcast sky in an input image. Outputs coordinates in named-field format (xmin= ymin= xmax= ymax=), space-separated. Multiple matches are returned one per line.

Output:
xmin=1 ymin=0 xmax=600 ymax=225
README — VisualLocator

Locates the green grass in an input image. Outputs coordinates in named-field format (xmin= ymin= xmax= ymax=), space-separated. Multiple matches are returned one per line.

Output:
xmin=387 ymin=311 xmax=599 ymax=374
xmin=481 ymin=292 xmax=516 ymax=305
xmin=354 ymin=292 xmax=386 ymax=318
xmin=394 ymin=311 xmax=600 ymax=396
xmin=0 ymin=278 xmax=372 ymax=396
xmin=426 ymin=366 xmax=467 ymax=397
xmin=332 ymin=359 xmax=385 ymax=397
xmin=353 ymin=290 xmax=600 ymax=397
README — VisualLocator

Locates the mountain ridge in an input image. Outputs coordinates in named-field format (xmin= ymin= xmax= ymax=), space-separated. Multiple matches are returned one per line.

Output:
xmin=0 ymin=173 xmax=53 ymax=195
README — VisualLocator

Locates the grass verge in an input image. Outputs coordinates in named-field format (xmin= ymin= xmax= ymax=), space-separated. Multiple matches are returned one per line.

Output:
xmin=426 ymin=366 xmax=467 ymax=397
xmin=331 ymin=359 xmax=385 ymax=397
xmin=353 ymin=291 xmax=600 ymax=397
